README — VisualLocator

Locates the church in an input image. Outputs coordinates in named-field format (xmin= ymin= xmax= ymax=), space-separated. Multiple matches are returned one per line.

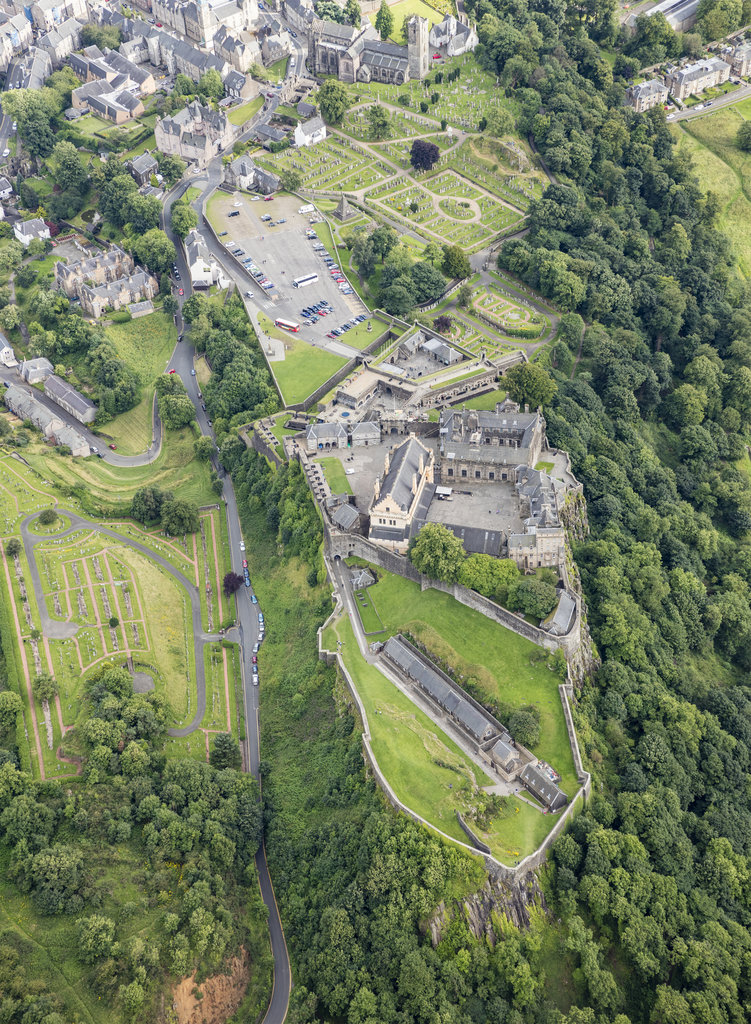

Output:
xmin=308 ymin=13 xmax=428 ymax=85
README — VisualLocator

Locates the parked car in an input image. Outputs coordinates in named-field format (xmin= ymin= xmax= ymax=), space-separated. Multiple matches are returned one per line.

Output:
xmin=240 ymin=541 xmax=246 ymax=551
xmin=251 ymin=594 xmax=258 ymax=604
xmin=108 ymin=444 xmax=117 ymax=450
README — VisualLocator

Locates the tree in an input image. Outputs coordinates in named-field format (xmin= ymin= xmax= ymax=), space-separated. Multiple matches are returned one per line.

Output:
xmin=80 ymin=24 xmax=121 ymax=48
xmin=163 ymin=295 xmax=178 ymax=316
xmin=77 ymin=915 xmax=116 ymax=964
xmin=161 ymin=498 xmax=199 ymax=535
xmin=370 ymin=225 xmax=398 ymax=263
xmin=380 ymin=282 xmax=415 ymax=316
xmin=486 ymin=107 xmax=514 ymax=136
xmin=108 ymin=616 xmax=119 ymax=628
xmin=174 ymin=73 xmax=196 ymax=96
xmin=508 ymin=575 xmax=558 ymax=618
xmin=433 ymin=314 xmax=453 ymax=334
xmin=5 ymin=538 xmax=21 ymax=557
xmin=170 ymin=201 xmax=197 ymax=239
xmin=314 ymin=0 xmax=346 ymax=20
xmin=223 ymin=571 xmax=244 ymax=596
xmin=410 ymin=138 xmax=440 ymax=172
xmin=504 ymin=362 xmax=557 ymax=408
xmin=34 ymin=673 xmax=58 ymax=703
xmin=280 ymin=168 xmax=303 ymax=192
xmin=366 ymin=104 xmax=391 ymax=140
xmin=423 ymin=242 xmax=442 ymax=265
xmin=457 ymin=282 xmax=473 ymax=307
xmin=737 ymin=121 xmax=751 ymax=152
xmin=410 ymin=261 xmax=446 ymax=303
xmin=352 ymin=234 xmax=376 ymax=278
xmin=210 ymin=732 xmax=242 ymax=769
xmin=0 ymin=691 xmax=23 ymax=733
xmin=38 ymin=508 xmax=57 ymax=526
xmin=130 ymin=486 xmax=172 ymax=524
xmin=197 ymin=68 xmax=224 ymax=100
xmin=374 ymin=0 xmax=394 ymax=38
xmin=344 ymin=0 xmax=361 ymax=25
xmin=409 ymin=523 xmax=465 ymax=582
xmin=131 ymin=230 xmax=176 ymax=275
xmin=696 ymin=0 xmax=742 ymax=39
xmin=509 ymin=708 xmax=541 ymax=748
xmin=51 ymin=140 xmax=88 ymax=193
xmin=157 ymin=153 xmax=187 ymax=186
xmin=318 ymin=79 xmax=350 ymax=125
xmin=194 ymin=436 xmax=214 ymax=461
xmin=0 ymin=303 xmax=22 ymax=329
xmin=159 ymin=394 xmax=195 ymax=429
xmin=442 ymin=244 xmax=471 ymax=280
xmin=458 ymin=554 xmax=519 ymax=601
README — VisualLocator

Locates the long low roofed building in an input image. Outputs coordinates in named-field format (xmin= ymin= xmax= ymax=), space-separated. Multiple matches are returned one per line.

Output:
xmin=43 ymin=375 xmax=97 ymax=424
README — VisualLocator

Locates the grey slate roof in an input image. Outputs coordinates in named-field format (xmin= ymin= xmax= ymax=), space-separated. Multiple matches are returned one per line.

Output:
xmin=44 ymin=375 xmax=97 ymax=418
xmin=491 ymin=738 xmax=517 ymax=768
xmin=379 ymin=437 xmax=428 ymax=511
xmin=332 ymin=502 xmax=359 ymax=530
xmin=520 ymin=763 xmax=567 ymax=810
xmin=299 ymin=114 xmax=325 ymax=137
xmin=351 ymin=420 xmax=379 ymax=440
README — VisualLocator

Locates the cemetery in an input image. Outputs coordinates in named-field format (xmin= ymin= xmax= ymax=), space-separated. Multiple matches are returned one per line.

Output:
xmin=0 ymin=453 xmax=236 ymax=779
xmin=257 ymin=136 xmax=392 ymax=192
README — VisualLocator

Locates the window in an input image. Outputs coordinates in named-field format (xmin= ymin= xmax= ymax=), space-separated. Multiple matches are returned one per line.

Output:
xmin=489 ymin=472 xmax=495 ymax=480
xmin=447 ymin=468 xmax=454 ymax=477
xmin=475 ymin=471 xmax=481 ymax=479
xmin=461 ymin=469 xmax=467 ymax=478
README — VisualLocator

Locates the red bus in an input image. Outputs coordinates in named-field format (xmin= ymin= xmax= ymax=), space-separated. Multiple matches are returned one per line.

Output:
xmin=275 ymin=318 xmax=300 ymax=332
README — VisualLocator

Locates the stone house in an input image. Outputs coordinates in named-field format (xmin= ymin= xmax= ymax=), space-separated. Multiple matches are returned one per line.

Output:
xmin=368 ymin=435 xmax=434 ymax=552
xmin=44 ymin=374 xmax=97 ymax=424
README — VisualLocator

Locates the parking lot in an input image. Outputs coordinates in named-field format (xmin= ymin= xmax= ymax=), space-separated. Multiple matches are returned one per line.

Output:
xmin=208 ymin=191 xmax=367 ymax=356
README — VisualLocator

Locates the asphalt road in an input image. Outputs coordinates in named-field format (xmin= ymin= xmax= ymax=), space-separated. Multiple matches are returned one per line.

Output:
xmin=669 ymin=80 xmax=751 ymax=121
xmin=163 ymin=191 xmax=292 ymax=1024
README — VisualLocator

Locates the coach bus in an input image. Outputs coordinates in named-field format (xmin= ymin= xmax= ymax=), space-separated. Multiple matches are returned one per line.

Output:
xmin=292 ymin=273 xmax=319 ymax=289
xmin=275 ymin=318 xmax=300 ymax=332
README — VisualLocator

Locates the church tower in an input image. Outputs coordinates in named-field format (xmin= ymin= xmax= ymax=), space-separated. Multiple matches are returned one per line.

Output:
xmin=242 ymin=0 xmax=258 ymax=30
xmin=407 ymin=15 xmax=428 ymax=81
xmin=197 ymin=0 xmax=212 ymax=46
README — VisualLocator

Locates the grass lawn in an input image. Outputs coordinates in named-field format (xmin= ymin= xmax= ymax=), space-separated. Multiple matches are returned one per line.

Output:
xmin=228 ymin=96 xmax=264 ymax=126
xmin=677 ymin=108 xmax=751 ymax=278
xmin=194 ymin=354 xmax=212 ymax=387
xmin=364 ymin=567 xmax=579 ymax=799
xmin=316 ymin=456 xmax=352 ymax=494
xmin=338 ymin=320 xmax=378 ymax=348
xmin=535 ymin=461 xmax=554 ymax=472
xmin=327 ymin=614 xmax=558 ymax=862
xmin=264 ymin=57 xmax=288 ymax=81
xmin=367 ymin=0 xmax=442 ymax=42
xmin=184 ymin=186 xmax=203 ymax=203
xmin=102 ymin=312 xmax=177 ymax=454
xmin=258 ymin=314 xmax=349 ymax=405
xmin=25 ymin=427 xmax=215 ymax=515
xmin=353 ymin=587 xmax=384 ymax=633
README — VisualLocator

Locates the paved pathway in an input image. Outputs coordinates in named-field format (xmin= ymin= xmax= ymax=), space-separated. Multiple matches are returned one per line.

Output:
xmin=20 ymin=510 xmax=208 ymax=736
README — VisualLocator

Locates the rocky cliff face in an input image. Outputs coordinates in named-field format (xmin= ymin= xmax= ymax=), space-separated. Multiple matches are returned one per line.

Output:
xmin=424 ymin=872 xmax=546 ymax=947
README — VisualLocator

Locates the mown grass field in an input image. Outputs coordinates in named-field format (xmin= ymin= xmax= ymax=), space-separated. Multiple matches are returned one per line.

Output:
xmin=366 ymin=0 xmax=442 ymax=43
xmin=363 ymin=568 xmax=579 ymax=799
xmin=316 ymin=456 xmax=352 ymax=494
xmin=677 ymin=105 xmax=751 ymax=278
xmin=102 ymin=312 xmax=178 ymax=454
xmin=24 ymin=427 xmax=216 ymax=514
xmin=324 ymin=615 xmax=558 ymax=862
xmin=264 ymin=324 xmax=349 ymax=406
xmin=228 ymin=96 xmax=264 ymax=126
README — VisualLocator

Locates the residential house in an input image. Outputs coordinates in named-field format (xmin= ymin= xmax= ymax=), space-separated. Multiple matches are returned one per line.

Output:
xmin=625 ymin=78 xmax=669 ymax=112
xmin=128 ymin=152 xmax=159 ymax=185
xmin=253 ymin=122 xmax=286 ymax=147
xmin=428 ymin=14 xmax=478 ymax=57
xmin=150 ymin=0 xmax=258 ymax=47
xmin=155 ymin=99 xmax=235 ymax=167
xmin=213 ymin=25 xmax=261 ymax=71
xmin=260 ymin=26 xmax=290 ymax=65
xmin=54 ymin=245 xmax=159 ymax=318
xmin=13 ymin=46 xmax=51 ymax=90
xmin=14 ymin=219 xmax=50 ymax=247
xmin=146 ymin=29 xmax=229 ymax=80
xmin=29 ymin=0 xmax=87 ymax=33
xmin=20 ymin=356 xmax=54 ymax=383
xmin=0 ymin=12 xmax=33 ymax=72
xmin=368 ymin=435 xmax=434 ymax=551
xmin=0 ymin=338 xmax=17 ymax=367
xmin=4 ymin=385 xmax=89 ymax=454
xmin=293 ymin=113 xmax=326 ymax=147
xmin=37 ymin=17 xmax=83 ymax=66
xmin=282 ymin=0 xmax=315 ymax=35
xmin=223 ymin=154 xmax=279 ymax=193
xmin=0 ymin=176 xmax=13 ymax=201
xmin=224 ymin=69 xmax=259 ymax=100
xmin=731 ymin=40 xmax=751 ymax=77
xmin=184 ymin=228 xmax=226 ymax=289
xmin=71 ymin=79 xmax=145 ymax=123
xmin=44 ymin=374 xmax=97 ymax=424
xmin=666 ymin=57 xmax=731 ymax=100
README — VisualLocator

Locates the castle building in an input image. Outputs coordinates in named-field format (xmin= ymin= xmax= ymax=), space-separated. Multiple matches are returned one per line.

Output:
xmin=308 ymin=14 xmax=429 ymax=85
xmin=155 ymin=100 xmax=234 ymax=167
xmin=54 ymin=246 xmax=159 ymax=319
xmin=438 ymin=400 xmax=545 ymax=485
xmin=369 ymin=435 xmax=434 ymax=551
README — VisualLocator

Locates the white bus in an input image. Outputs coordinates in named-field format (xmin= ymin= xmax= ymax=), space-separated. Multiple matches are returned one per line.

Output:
xmin=292 ymin=273 xmax=319 ymax=289
xmin=275 ymin=318 xmax=300 ymax=332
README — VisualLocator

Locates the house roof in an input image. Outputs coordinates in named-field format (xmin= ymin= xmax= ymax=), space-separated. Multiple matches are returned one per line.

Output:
xmin=351 ymin=420 xmax=379 ymax=438
xmin=0 ymin=176 xmax=12 ymax=192
xmin=16 ymin=218 xmax=48 ymax=238
xmin=332 ymin=503 xmax=359 ymax=530
xmin=307 ymin=421 xmax=346 ymax=441
xmin=130 ymin=152 xmax=159 ymax=174
xmin=491 ymin=738 xmax=517 ymax=766
xmin=44 ymin=375 xmax=97 ymax=417
xmin=299 ymin=114 xmax=325 ymax=137
xmin=520 ymin=763 xmax=567 ymax=809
